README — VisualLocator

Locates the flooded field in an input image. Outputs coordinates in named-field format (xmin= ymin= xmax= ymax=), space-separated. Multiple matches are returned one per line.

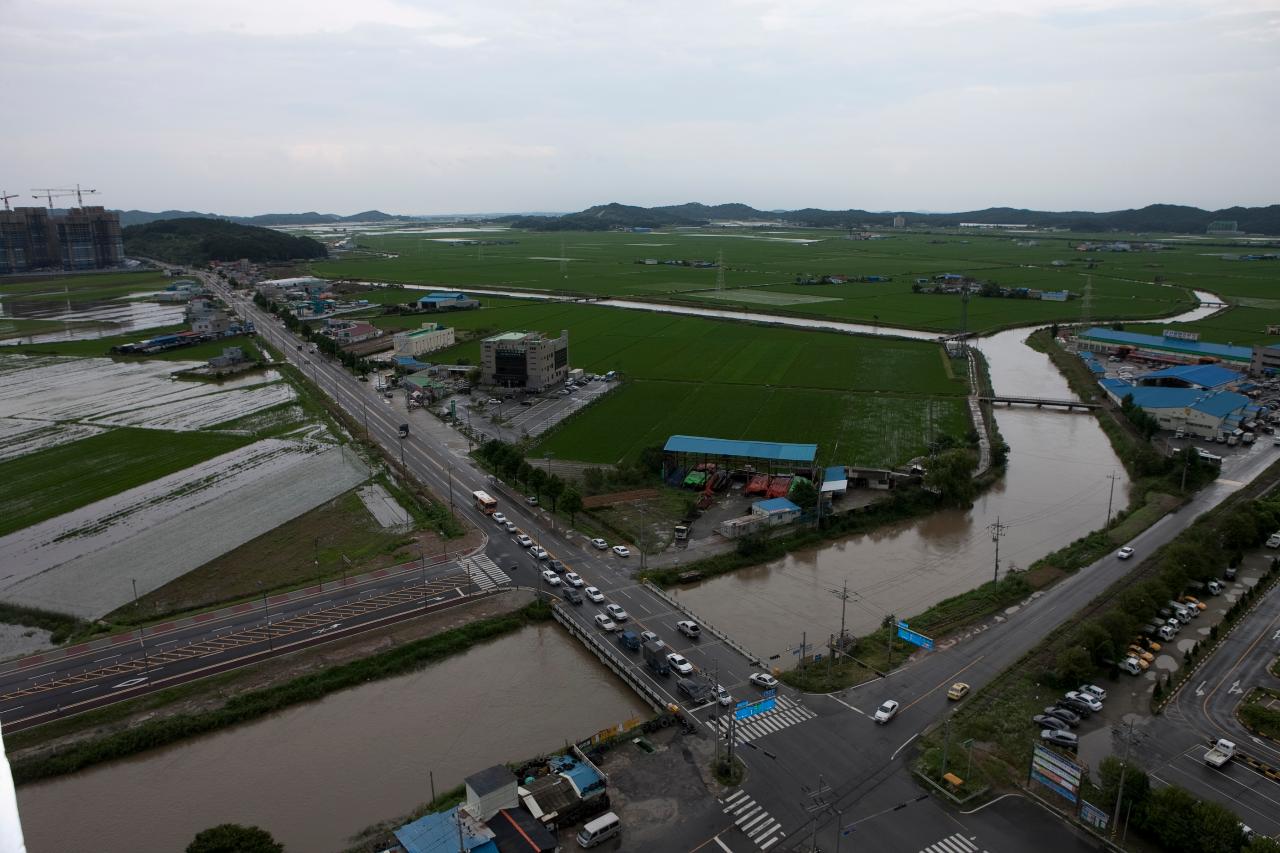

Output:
xmin=0 ymin=298 xmax=184 ymax=344
xmin=16 ymin=623 xmax=649 ymax=853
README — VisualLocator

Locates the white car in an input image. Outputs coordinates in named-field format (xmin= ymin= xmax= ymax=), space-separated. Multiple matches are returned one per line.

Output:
xmin=1064 ymin=691 xmax=1103 ymax=712
xmin=590 ymin=538 xmax=608 ymax=550
xmin=585 ymin=586 xmax=605 ymax=603
xmin=715 ymin=685 xmax=733 ymax=706
xmin=516 ymin=534 xmax=533 ymax=548
xmin=612 ymin=545 xmax=631 ymax=558
xmin=540 ymin=569 xmax=561 ymax=586
xmin=564 ymin=572 xmax=584 ymax=587
xmin=1079 ymin=684 xmax=1108 ymax=701
xmin=667 ymin=653 xmax=693 ymax=675
xmin=526 ymin=496 xmax=539 ymax=506
xmin=594 ymin=614 xmax=617 ymax=632
xmin=1116 ymin=546 xmax=1134 ymax=560
xmin=873 ymin=700 xmax=900 ymax=724
xmin=606 ymin=604 xmax=629 ymax=622
xmin=504 ymin=521 xmax=517 ymax=533
xmin=749 ymin=672 xmax=778 ymax=689
xmin=530 ymin=546 xmax=549 ymax=560
xmin=492 ymin=512 xmax=507 ymax=524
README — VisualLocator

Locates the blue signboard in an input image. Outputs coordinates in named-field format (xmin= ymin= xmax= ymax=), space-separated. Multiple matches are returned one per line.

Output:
xmin=896 ymin=622 xmax=935 ymax=651
xmin=1031 ymin=744 xmax=1082 ymax=805
xmin=1079 ymin=801 xmax=1109 ymax=831
xmin=734 ymin=695 xmax=777 ymax=720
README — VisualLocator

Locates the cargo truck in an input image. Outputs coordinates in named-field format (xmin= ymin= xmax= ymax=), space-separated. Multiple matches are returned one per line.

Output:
xmin=642 ymin=640 xmax=670 ymax=676
xmin=398 ymin=423 xmax=410 ymax=438
xmin=1205 ymin=739 xmax=1236 ymax=768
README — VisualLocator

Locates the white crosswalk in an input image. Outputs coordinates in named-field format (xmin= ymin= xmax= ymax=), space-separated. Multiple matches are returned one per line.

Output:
xmin=466 ymin=554 xmax=510 ymax=591
xmin=721 ymin=789 xmax=786 ymax=850
xmin=919 ymin=832 xmax=987 ymax=853
xmin=708 ymin=694 xmax=817 ymax=743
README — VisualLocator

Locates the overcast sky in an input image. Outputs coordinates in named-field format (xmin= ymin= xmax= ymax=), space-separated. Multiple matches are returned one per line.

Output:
xmin=3 ymin=0 xmax=1277 ymax=215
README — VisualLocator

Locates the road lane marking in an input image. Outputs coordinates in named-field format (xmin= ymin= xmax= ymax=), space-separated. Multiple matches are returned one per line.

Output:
xmin=892 ymin=732 xmax=920 ymax=761
xmin=93 ymin=654 xmax=121 ymax=663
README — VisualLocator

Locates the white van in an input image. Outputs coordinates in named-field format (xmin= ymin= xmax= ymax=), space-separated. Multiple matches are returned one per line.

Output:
xmin=577 ymin=812 xmax=620 ymax=848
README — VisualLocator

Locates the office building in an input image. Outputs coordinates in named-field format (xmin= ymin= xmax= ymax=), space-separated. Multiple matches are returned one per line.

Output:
xmin=480 ymin=330 xmax=569 ymax=391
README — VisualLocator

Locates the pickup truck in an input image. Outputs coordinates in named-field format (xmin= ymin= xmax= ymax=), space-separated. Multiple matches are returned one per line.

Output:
xmin=642 ymin=640 xmax=670 ymax=676
xmin=1205 ymin=738 xmax=1236 ymax=768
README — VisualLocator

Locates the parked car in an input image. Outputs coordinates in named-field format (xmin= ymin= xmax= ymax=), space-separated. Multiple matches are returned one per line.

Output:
xmin=1041 ymin=729 xmax=1079 ymax=750
xmin=594 ymin=614 xmax=618 ymax=632
xmin=530 ymin=546 xmax=549 ymax=560
xmin=1079 ymin=684 xmax=1108 ymax=701
xmin=561 ymin=588 xmax=583 ymax=605
xmin=1045 ymin=707 xmax=1081 ymax=727
xmin=667 ymin=653 xmax=693 ymax=675
xmin=516 ymin=534 xmax=533 ymax=548
xmin=1225 ymin=566 xmax=1238 ymax=581
xmin=585 ymin=586 xmax=605 ymax=603
xmin=590 ymin=538 xmax=608 ymax=550
xmin=873 ymin=700 xmax=900 ymax=724
xmin=1033 ymin=714 xmax=1070 ymax=731
xmin=540 ymin=569 xmax=561 ymax=586
xmin=947 ymin=682 xmax=970 ymax=701
xmin=1065 ymin=691 xmax=1103 ymax=712
xmin=1117 ymin=546 xmax=1135 ymax=560
xmin=612 ymin=545 xmax=632 ymax=558
xmin=606 ymin=604 xmax=629 ymax=622
xmin=526 ymin=496 xmax=539 ymax=506
xmin=1207 ymin=580 xmax=1224 ymax=595
xmin=749 ymin=672 xmax=778 ymax=689
xmin=492 ymin=512 xmax=507 ymax=524
xmin=640 ymin=631 xmax=660 ymax=645
xmin=564 ymin=572 xmax=584 ymax=587
xmin=1056 ymin=697 xmax=1093 ymax=717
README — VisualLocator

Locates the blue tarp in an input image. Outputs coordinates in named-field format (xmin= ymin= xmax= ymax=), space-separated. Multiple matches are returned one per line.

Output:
xmin=664 ymin=435 xmax=817 ymax=463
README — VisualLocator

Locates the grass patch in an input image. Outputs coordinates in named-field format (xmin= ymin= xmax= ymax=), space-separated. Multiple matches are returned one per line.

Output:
xmin=10 ymin=599 xmax=553 ymax=784
xmin=1239 ymin=688 xmax=1280 ymax=741
xmin=0 ymin=427 xmax=255 ymax=537
xmin=0 ymin=603 xmax=89 ymax=645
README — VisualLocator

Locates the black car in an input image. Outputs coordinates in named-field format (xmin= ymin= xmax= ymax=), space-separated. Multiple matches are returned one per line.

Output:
xmin=1056 ymin=697 xmax=1093 ymax=718
xmin=1032 ymin=714 xmax=1069 ymax=731
xmin=1044 ymin=707 xmax=1081 ymax=728
xmin=561 ymin=588 xmax=583 ymax=605
xmin=548 ymin=560 xmax=566 ymax=573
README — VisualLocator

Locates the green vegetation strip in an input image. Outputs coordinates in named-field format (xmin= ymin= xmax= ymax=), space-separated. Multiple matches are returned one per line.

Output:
xmin=0 ymin=427 xmax=256 ymax=537
xmin=0 ymin=604 xmax=89 ymax=645
xmin=10 ymin=600 xmax=552 ymax=785
xmin=1239 ymin=688 xmax=1280 ymax=742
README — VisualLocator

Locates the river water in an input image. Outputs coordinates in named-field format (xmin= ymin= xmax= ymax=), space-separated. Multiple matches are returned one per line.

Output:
xmin=14 ymin=289 xmax=1222 ymax=850
xmin=16 ymin=624 xmax=648 ymax=853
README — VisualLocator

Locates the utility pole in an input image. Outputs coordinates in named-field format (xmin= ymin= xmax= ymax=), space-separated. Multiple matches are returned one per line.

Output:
xmin=988 ymin=517 xmax=1007 ymax=584
xmin=803 ymin=775 xmax=833 ymax=853
xmin=887 ymin=613 xmax=896 ymax=669
xmin=1111 ymin=721 xmax=1133 ymax=839
xmin=830 ymin=579 xmax=851 ymax=653
xmin=941 ymin=716 xmax=952 ymax=778
xmin=1105 ymin=471 xmax=1120 ymax=527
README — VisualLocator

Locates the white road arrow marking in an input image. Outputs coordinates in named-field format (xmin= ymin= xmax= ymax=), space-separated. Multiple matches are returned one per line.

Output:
xmin=1196 ymin=681 xmax=1206 ymax=697
xmin=1229 ymin=680 xmax=1243 ymax=695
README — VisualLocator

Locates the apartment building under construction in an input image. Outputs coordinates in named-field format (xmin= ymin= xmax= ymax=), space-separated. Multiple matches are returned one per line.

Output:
xmin=0 ymin=206 xmax=125 ymax=274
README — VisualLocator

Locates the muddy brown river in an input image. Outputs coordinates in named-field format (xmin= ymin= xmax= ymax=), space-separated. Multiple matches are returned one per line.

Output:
xmin=15 ymin=624 xmax=648 ymax=853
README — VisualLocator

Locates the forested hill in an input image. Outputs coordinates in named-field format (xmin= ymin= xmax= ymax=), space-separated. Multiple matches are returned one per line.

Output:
xmin=496 ymin=201 xmax=1280 ymax=235
xmin=122 ymin=218 xmax=328 ymax=264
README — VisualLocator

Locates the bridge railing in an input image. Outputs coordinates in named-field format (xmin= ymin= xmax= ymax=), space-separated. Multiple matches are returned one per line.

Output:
xmin=549 ymin=601 xmax=669 ymax=712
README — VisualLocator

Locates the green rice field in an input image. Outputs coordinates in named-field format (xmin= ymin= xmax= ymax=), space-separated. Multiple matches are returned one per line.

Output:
xmin=312 ymin=228 xmax=1203 ymax=333
xmin=0 ymin=428 xmax=254 ymax=536
xmin=0 ymin=271 xmax=175 ymax=303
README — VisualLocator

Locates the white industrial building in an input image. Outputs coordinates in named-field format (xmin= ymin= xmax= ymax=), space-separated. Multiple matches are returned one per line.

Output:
xmin=393 ymin=322 xmax=456 ymax=358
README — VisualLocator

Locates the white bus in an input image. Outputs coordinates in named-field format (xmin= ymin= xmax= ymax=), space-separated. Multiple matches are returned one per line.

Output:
xmin=472 ymin=490 xmax=497 ymax=514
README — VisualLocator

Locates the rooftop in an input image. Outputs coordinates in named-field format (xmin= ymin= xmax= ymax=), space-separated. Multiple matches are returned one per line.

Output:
xmin=664 ymin=435 xmax=817 ymax=463
xmin=467 ymin=765 xmax=515 ymax=798
xmin=1140 ymin=363 xmax=1242 ymax=389
xmin=1080 ymin=327 xmax=1252 ymax=361
xmin=755 ymin=497 xmax=801 ymax=513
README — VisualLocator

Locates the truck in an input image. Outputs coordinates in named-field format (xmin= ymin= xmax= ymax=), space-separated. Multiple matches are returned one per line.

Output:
xmin=617 ymin=630 xmax=641 ymax=652
xmin=398 ymin=423 xmax=410 ymax=438
xmin=642 ymin=640 xmax=670 ymax=676
xmin=674 ymin=525 xmax=689 ymax=541
xmin=1205 ymin=739 xmax=1236 ymax=768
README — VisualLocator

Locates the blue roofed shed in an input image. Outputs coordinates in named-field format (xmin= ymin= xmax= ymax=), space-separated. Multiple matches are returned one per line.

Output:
xmin=394 ymin=806 xmax=497 ymax=853
xmin=1139 ymin=363 xmax=1242 ymax=390
xmin=752 ymin=498 xmax=801 ymax=523
xmin=822 ymin=465 xmax=847 ymax=494
xmin=664 ymin=435 xmax=817 ymax=464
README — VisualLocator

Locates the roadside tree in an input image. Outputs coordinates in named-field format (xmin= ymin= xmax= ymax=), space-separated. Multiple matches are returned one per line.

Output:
xmin=187 ymin=824 xmax=283 ymax=853
xmin=545 ymin=475 xmax=566 ymax=512
xmin=562 ymin=487 xmax=584 ymax=525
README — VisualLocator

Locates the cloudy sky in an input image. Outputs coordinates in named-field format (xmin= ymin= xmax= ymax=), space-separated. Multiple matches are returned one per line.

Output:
xmin=3 ymin=0 xmax=1277 ymax=215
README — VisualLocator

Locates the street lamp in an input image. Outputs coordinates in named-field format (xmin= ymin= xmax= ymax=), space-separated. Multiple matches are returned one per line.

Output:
xmin=259 ymin=582 xmax=273 ymax=651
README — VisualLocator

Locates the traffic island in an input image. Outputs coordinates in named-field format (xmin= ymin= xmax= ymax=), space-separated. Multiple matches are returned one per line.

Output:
xmin=712 ymin=754 xmax=746 ymax=787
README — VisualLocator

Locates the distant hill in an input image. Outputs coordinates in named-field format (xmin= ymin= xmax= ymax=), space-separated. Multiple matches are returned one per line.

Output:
xmin=494 ymin=202 xmax=1280 ymax=235
xmin=123 ymin=218 xmax=328 ymax=265
xmin=114 ymin=209 xmax=402 ymax=227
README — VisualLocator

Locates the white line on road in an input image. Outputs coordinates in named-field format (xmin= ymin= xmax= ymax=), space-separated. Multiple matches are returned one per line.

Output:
xmin=92 ymin=654 xmax=121 ymax=663
xmin=713 ymin=836 xmax=734 ymax=853
xmin=891 ymin=732 xmax=920 ymax=761
xmin=72 ymin=685 xmax=99 ymax=694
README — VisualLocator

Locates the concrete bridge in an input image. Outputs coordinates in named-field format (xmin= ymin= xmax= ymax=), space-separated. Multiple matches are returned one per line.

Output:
xmin=979 ymin=395 xmax=1099 ymax=411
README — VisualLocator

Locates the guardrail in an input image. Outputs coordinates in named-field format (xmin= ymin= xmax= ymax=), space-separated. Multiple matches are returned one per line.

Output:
xmin=549 ymin=602 xmax=668 ymax=712
xmin=642 ymin=581 xmax=767 ymax=668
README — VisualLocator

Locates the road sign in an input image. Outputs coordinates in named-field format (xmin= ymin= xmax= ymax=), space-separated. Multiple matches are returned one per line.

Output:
xmin=896 ymin=622 xmax=934 ymax=651
xmin=734 ymin=696 xmax=777 ymax=720
xmin=1079 ymin=800 xmax=1109 ymax=831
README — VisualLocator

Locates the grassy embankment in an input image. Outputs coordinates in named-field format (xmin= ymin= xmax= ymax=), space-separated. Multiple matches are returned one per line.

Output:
xmin=312 ymin=229 xmax=1194 ymax=333
xmin=1239 ymin=688 xmax=1280 ymax=741
xmin=7 ymin=599 xmax=553 ymax=784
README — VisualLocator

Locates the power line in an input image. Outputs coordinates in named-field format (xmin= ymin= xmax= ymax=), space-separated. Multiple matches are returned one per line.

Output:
xmin=988 ymin=516 xmax=1007 ymax=584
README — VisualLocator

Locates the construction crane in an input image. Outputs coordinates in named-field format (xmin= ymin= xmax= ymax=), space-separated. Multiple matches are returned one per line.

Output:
xmin=30 ymin=184 xmax=98 ymax=209
xmin=0 ymin=191 xmax=19 ymax=211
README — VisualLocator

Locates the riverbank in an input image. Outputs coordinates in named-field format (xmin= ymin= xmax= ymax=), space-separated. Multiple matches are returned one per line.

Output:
xmin=8 ymin=591 xmax=545 ymax=784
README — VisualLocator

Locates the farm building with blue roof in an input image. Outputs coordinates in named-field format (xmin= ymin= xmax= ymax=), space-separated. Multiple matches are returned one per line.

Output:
xmin=1078 ymin=327 xmax=1252 ymax=365
xmin=1099 ymin=378 xmax=1251 ymax=439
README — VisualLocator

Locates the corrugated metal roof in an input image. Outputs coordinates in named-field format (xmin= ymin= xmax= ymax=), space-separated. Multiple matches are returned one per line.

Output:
xmin=1190 ymin=391 xmax=1251 ymax=418
xmin=1080 ymin=328 xmax=1251 ymax=361
xmin=755 ymin=497 xmax=801 ymax=513
xmin=824 ymin=465 xmax=846 ymax=483
xmin=663 ymin=435 xmax=817 ymax=463
xmin=1141 ymin=363 xmax=1242 ymax=388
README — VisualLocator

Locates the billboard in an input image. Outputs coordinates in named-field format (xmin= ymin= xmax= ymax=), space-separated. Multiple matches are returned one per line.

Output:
xmin=1078 ymin=801 xmax=1109 ymax=831
xmin=734 ymin=690 xmax=777 ymax=720
xmin=896 ymin=622 xmax=934 ymax=651
xmin=1031 ymin=744 xmax=1082 ymax=804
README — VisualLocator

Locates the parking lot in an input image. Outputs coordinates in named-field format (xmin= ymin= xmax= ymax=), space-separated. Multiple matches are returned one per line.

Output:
xmin=456 ymin=377 xmax=617 ymax=442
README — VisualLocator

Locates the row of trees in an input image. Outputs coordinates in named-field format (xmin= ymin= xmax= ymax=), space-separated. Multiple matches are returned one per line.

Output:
xmin=478 ymin=440 xmax=585 ymax=523
xmin=1052 ymin=494 xmax=1280 ymax=685
xmin=251 ymin=291 xmax=377 ymax=376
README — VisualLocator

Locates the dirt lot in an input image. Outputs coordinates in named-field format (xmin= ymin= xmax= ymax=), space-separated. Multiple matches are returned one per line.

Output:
xmin=10 ymin=589 xmax=532 ymax=764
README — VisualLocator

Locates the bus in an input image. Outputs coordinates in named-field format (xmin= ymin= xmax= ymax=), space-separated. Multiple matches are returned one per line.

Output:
xmin=472 ymin=490 xmax=497 ymax=514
